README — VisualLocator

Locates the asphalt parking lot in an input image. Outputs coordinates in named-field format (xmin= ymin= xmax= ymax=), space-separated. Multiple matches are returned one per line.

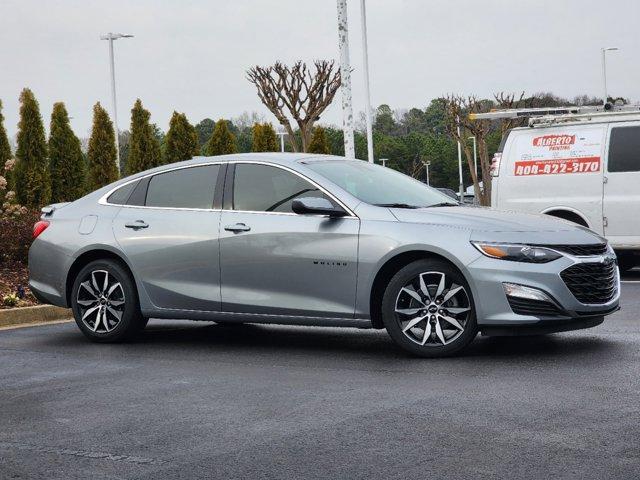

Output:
xmin=1 ymin=274 xmax=640 ymax=479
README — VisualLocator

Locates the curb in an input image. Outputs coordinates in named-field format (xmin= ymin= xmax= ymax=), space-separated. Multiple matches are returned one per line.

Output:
xmin=0 ymin=305 xmax=72 ymax=329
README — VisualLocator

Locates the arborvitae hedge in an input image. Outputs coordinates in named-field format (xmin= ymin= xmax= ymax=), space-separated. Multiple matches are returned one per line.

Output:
xmin=0 ymin=100 xmax=11 ymax=172
xmin=126 ymin=99 xmax=161 ymax=175
xmin=165 ymin=111 xmax=199 ymax=164
xmin=308 ymin=126 xmax=331 ymax=154
xmin=49 ymin=102 xmax=86 ymax=202
xmin=205 ymin=119 xmax=238 ymax=156
xmin=251 ymin=123 xmax=278 ymax=152
xmin=87 ymin=102 xmax=119 ymax=190
xmin=14 ymin=88 xmax=51 ymax=207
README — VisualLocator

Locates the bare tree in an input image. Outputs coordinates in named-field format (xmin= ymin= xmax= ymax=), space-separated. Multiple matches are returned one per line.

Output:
xmin=444 ymin=95 xmax=493 ymax=206
xmin=247 ymin=61 xmax=341 ymax=152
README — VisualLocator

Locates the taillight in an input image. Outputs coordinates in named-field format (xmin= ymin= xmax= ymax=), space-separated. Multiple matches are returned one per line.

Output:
xmin=490 ymin=152 xmax=502 ymax=177
xmin=33 ymin=220 xmax=50 ymax=239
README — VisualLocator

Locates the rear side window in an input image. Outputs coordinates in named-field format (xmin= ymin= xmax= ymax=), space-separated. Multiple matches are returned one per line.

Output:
xmin=145 ymin=165 xmax=220 ymax=209
xmin=107 ymin=180 xmax=138 ymax=205
xmin=232 ymin=163 xmax=329 ymax=213
xmin=608 ymin=126 xmax=640 ymax=172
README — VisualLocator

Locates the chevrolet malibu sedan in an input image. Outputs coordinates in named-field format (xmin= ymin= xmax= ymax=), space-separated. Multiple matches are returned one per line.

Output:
xmin=29 ymin=153 xmax=620 ymax=357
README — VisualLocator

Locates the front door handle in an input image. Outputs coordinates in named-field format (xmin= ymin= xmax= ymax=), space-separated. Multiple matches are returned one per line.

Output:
xmin=224 ymin=223 xmax=251 ymax=233
xmin=124 ymin=220 xmax=149 ymax=230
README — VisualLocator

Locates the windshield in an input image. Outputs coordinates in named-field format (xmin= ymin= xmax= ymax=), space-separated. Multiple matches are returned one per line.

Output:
xmin=305 ymin=160 xmax=458 ymax=208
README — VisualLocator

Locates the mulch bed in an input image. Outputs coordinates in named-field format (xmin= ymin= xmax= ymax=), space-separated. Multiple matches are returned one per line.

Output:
xmin=0 ymin=262 xmax=38 ymax=309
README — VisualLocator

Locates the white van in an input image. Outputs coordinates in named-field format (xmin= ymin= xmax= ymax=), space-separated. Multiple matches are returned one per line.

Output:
xmin=490 ymin=109 xmax=640 ymax=271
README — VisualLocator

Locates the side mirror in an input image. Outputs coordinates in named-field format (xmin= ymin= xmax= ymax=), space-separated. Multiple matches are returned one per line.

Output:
xmin=291 ymin=197 xmax=347 ymax=217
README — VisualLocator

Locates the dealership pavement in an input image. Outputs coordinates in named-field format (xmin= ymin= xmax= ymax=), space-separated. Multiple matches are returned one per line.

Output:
xmin=1 ymin=275 xmax=640 ymax=479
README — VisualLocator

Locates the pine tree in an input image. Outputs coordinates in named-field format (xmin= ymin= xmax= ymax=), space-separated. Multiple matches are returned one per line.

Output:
xmin=164 ymin=111 xmax=199 ymax=164
xmin=251 ymin=123 xmax=279 ymax=152
xmin=0 ymin=99 xmax=13 ymax=190
xmin=48 ymin=102 xmax=86 ymax=202
xmin=126 ymin=99 xmax=161 ymax=175
xmin=308 ymin=126 xmax=330 ymax=154
xmin=87 ymin=102 xmax=119 ymax=190
xmin=14 ymin=88 xmax=51 ymax=207
xmin=204 ymin=119 xmax=238 ymax=156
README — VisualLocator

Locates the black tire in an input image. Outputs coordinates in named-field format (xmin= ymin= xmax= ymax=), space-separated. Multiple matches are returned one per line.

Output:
xmin=71 ymin=259 xmax=145 ymax=343
xmin=381 ymin=259 xmax=478 ymax=357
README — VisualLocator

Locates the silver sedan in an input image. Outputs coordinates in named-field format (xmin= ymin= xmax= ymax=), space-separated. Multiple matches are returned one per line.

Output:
xmin=29 ymin=153 xmax=620 ymax=356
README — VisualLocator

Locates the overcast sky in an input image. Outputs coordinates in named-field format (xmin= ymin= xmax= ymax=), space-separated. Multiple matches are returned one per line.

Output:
xmin=1 ymin=0 xmax=639 ymax=139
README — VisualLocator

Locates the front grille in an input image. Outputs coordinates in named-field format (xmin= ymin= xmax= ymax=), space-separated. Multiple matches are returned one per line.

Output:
xmin=560 ymin=259 xmax=618 ymax=304
xmin=546 ymin=244 xmax=608 ymax=256
xmin=507 ymin=296 xmax=565 ymax=317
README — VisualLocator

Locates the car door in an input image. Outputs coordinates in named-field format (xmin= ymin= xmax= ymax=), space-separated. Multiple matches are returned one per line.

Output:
xmin=603 ymin=123 xmax=640 ymax=247
xmin=219 ymin=162 xmax=360 ymax=318
xmin=112 ymin=163 xmax=224 ymax=312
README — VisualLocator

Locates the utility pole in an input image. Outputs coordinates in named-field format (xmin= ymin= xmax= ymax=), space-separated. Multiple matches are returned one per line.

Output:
xmin=100 ymin=32 xmax=133 ymax=173
xmin=601 ymin=47 xmax=619 ymax=106
xmin=337 ymin=0 xmax=355 ymax=158
xmin=360 ymin=0 xmax=374 ymax=163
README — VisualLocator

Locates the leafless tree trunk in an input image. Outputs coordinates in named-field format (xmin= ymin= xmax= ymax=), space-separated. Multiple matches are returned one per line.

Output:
xmin=444 ymin=95 xmax=493 ymax=206
xmin=247 ymin=61 xmax=341 ymax=152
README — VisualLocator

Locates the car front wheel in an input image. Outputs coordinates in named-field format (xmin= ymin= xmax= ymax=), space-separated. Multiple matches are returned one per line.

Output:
xmin=71 ymin=259 xmax=145 ymax=342
xmin=381 ymin=259 xmax=478 ymax=357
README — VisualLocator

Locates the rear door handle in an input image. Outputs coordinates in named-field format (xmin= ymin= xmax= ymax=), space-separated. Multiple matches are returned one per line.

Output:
xmin=124 ymin=220 xmax=149 ymax=230
xmin=224 ymin=223 xmax=251 ymax=233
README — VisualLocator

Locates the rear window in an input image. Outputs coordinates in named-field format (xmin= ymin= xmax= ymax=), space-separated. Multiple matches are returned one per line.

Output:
xmin=107 ymin=180 xmax=138 ymax=205
xmin=608 ymin=126 xmax=640 ymax=172
xmin=145 ymin=165 xmax=220 ymax=209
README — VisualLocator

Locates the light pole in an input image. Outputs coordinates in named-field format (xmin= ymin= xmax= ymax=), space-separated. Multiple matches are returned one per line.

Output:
xmin=380 ymin=158 xmax=388 ymax=168
xmin=456 ymin=115 xmax=464 ymax=201
xmin=601 ymin=47 xmax=619 ymax=106
xmin=100 ymin=32 xmax=133 ymax=173
xmin=360 ymin=0 xmax=374 ymax=163
xmin=468 ymin=136 xmax=477 ymax=179
xmin=423 ymin=161 xmax=431 ymax=186
xmin=337 ymin=0 xmax=355 ymax=158
xmin=276 ymin=131 xmax=286 ymax=152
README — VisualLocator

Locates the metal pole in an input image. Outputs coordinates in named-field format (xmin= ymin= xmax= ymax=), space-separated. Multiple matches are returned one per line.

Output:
xmin=601 ymin=48 xmax=608 ymax=106
xmin=457 ymin=115 xmax=463 ymax=201
xmin=107 ymin=35 xmax=120 ymax=173
xmin=426 ymin=161 xmax=430 ymax=186
xmin=337 ymin=0 xmax=355 ymax=158
xmin=360 ymin=0 xmax=374 ymax=163
xmin=381 ymin=158 xmax=387 ymax=167
xmin=277 ymin=132 xmax=286 ymax=152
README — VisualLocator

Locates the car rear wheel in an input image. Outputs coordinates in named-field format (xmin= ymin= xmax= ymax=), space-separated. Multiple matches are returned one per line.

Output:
xmin=71 ymin=259 xmax=145 ymax=342
xmin=381 ymin=259 xmax=478 ymax=357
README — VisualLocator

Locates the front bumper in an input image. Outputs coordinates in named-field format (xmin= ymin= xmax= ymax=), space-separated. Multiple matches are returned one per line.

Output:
xmin=466 ymin=251 xmax=620 ymax=327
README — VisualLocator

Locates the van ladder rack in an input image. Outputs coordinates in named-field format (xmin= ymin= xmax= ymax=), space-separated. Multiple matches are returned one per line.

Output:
xmin=469 ymin=104 xmax=640 ymax=121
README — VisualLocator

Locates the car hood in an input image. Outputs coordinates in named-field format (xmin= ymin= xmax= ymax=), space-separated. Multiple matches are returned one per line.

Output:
xmin=390 ymin=206 xmax=605 ymax=244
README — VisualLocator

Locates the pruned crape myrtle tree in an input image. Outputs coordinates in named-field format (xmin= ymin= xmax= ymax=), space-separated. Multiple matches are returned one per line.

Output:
xmin=444 ymin=95 xmax=495 ymax=206
xmin=49 ymin=102 xmax=86 ymax=202
xmin=87 ymin=102 xmax=119 ymax=190
xmin=251 ymin=123 xmax=278 ymax=152
xmin=165 ymin=111 xmax=199 ymax=164
xmin=247 ymin=61 xmax=341 ymax=152
xmin=126 ymin=99 xmax=161 ymax=175
xmin=14 ymin=88 xmax=51 ymax=208
xmin=205 ymin=120 xmax=238 ymax=156
xmin=308 ymin=126 xmax=331 ymax=154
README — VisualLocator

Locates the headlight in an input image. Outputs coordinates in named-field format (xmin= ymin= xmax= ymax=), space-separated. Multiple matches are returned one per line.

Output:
xmin=472 ymin=242 xmax=562 ymax=263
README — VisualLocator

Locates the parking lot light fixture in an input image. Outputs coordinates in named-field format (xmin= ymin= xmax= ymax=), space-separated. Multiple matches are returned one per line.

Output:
xmin=601 ymin=47 xmax=619 ymax=106
xmin=100 ymin=32 xmax=134 ymax=173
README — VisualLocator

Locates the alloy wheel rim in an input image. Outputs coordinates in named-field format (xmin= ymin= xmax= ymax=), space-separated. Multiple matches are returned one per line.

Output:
xmin=76 ymin=270 xmax=125 ymax=334
xmin=394 ymin=271 xmax=471 ymax=347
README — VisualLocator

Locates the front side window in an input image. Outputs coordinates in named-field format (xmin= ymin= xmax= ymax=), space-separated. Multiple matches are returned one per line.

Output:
xmin=233 ymin=164 xmax=330 ymax=213
xmin=145 ymin=165 xmax=220 ymax=209
xmin=608 ymin=126 xmax=640 ymax=173
xmin=305 ymin=160 xmax=456 ymax=207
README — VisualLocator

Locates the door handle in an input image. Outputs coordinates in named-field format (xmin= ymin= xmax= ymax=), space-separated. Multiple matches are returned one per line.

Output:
xmin=224 ymin=223 xmax=251 ymax=233
xmin=124 ymin=220 xmax=149 ymax=230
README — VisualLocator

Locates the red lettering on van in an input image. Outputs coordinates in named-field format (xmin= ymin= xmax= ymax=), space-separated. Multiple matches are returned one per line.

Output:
xmin=532 ymin=134 xmax=576 ymax=147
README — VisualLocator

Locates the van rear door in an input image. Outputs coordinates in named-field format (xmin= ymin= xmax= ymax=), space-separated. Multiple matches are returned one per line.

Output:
xmin=603 ymin=123 xmax=640 ymax=248
xmin=497 ymin=125 xmax=605 ymax=233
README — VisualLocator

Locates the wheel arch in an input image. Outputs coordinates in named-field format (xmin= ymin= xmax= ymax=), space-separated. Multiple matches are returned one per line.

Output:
xmin=368 ymin=248 xmax=471 ymax=329
xmin=65 ymin=246 xmax=137 ymax=306
xmin=541 ymin=207 xmax=590 ymax=228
